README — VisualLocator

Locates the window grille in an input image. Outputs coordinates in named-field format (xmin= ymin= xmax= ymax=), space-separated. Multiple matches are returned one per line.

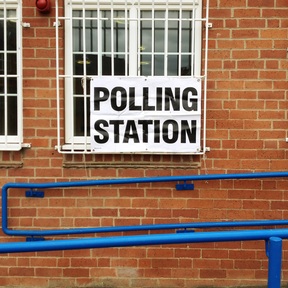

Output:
xmin=55 ymin=0 xmax=209 ymax=154
xmin=0 ymin=0 xmax=22 ymax=151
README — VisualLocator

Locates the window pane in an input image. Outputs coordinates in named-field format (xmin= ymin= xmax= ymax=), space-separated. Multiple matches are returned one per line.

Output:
xmin=7 ymin=53 xmax=17 ymax=74
xmin=0 ymin=18 xmax=3 ymax=51
xmin=0 ymin=96 xmax=4 ymax=135
xmin=7 ymin=77 xmax=17 ymax=93
xmin=168 ymin=55 xmax=178 ymax=76
xmin=113 ymin=11 xmax=126 ymax=53
xmin=0 ymin=96 xmax=18 ymax=136
xmin=168 ymin=13 xmax=179 ymax=53
xmin=154 ymin=55 xmax=164 ymax=76
xmin=181 ymin=11 xmax=192 ymax=53
xmin=141 ymin=11 xmax=152 ymax=53
xmin=73 ymin=21 xmax=82 ymax=52
xmin=0 ymin=78 xmax=3 ymax=93
xmin=85 ymin=10 xmax=98 ymax=52
xmin=73 ymin=97 xmax=90 ymax=137
xmin=102 ymin=11 xmax=112 ymax=53
xmin=140 ymin=55 xmax=151 ymax=76
xmin=0 ymin=54 xmax=4 ymax=75
xmin=73 ymin=77 xmax=83 ymax=95
xmin=181 ymin=55 xmax=191 ymax=76
xmin=112 ymin=55 xmax=126 ymax=75
xmin=7 ymin=96 xmax=17 ymax=135
xmin=154 ymin=11 xmax=165 ymax=53
xmin=7 ymin=20 xmax=16 ymax=51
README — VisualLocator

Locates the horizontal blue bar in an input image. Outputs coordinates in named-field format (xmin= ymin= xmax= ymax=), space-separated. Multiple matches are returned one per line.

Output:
xmin=4 ymin=220 xmax=288 ymax=237
xmin=3 ymin=171 xmax=288 ymax=190
xmin=1 ymin=228 xmax=288 ymax=254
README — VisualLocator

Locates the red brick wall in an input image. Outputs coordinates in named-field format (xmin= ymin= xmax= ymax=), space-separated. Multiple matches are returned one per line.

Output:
xmin=0 ymin=0 xmax=288 ymax=287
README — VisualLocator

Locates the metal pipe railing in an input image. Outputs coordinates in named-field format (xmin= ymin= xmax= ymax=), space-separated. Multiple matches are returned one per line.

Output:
xmin=3 ymin=171 xmax=288 ymax=237
xmin=2 ymin=171 xmax=288 ymax=288
xmin=1 ymin=227 xmax=288 ymax=254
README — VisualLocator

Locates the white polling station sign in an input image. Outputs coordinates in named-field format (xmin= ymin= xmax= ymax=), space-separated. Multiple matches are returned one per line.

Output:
xmin=90 ymin=76 xmax=201 ymax=153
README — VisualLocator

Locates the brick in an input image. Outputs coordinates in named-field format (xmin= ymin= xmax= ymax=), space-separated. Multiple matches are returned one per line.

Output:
xmin=200 ymin=268 xmax=226 ymax=279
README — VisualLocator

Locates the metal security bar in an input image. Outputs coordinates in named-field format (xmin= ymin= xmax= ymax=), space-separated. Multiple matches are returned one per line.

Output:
xmin=0 ymin=0 xmax=22 ymax=151
xmin=55 ymin=0 xmax=209 ymax=154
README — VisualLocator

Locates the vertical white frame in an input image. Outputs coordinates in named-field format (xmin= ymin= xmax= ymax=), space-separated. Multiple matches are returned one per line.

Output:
xmin=0 ymin=0 xmax=22 ymax=151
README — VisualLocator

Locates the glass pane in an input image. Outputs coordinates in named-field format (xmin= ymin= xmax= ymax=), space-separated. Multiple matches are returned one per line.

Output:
xmin=154 ymin=11 xmax=165 ymax=53
xmin=0 ymin=18 xmax=3 ymax=51
xmin=114 ymin=11 xmax=126 ymax=53
xmin=7 ymin=53 xmax=16 ymax=74
xmin=73 ymin=53 xmax=98 ymax=76
xmin=7 ymin=96 xmax=17 ymax=135
xmin=168 ymin=55 xmax=178 ymax=76
xmin=73 ymin=20 xmax=82 ymax=52
xmin=140 ymin=55 xmax=151 ymax=76
xmin=141 ymin=11 xmax=152 ymax=53
xmin=181 ymin=11 xmax=192 ymax=53
xmin=0 ymin=96 xmax=4 ymax=135
xmin=73 ymin=54 xmax=85 ymax=75
xmin=86 ymin=54 xmax=98 ymax=75
xmin=168 ymin=11 xmax=179 ymax=53
xmin=181 ymin=55 xmax=191 ymax=76
xmin=102 ymin=11 xmax=112 ymax=53
xmin=154 ymin=55 xmax=164 ymax=76
xmin=0 ymin=78 xmax=3 ymax=93
xmin=0 ymin=54 xmax=4 ymax=75
xmin=73 ymin=10 xmax=83 ymax=52
xmin=73 ymin=77 xmax=83 ymax=95
xmin=7 ymin=21 xmax=16 ymax=51
xmin=7 ymin=77 xmax=17 ymax=93
xmin=73 ymin=97 xmax=90 ymax=137
xmin=113 ymin=54 xmax=126 ymax=75
xmin=85 ymin=10 xmax=98 ymax=52
xmin=73 ymin=78 xmax=90 ymax=99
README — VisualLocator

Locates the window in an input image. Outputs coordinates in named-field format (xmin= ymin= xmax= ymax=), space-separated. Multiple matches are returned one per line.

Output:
xmin=0 ymin=0 xmax=22 ymax=151
xmin=57 ymin=0 xmax=207 ymax=153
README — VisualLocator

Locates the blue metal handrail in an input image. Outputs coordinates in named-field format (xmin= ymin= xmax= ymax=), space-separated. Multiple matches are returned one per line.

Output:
xmin=2 ymin=171 xmax=288 ymax=288
xmin=3 ymin=171 xmax=288 ymax=237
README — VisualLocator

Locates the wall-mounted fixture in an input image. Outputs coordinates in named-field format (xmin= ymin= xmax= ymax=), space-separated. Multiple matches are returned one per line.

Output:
xmin=36 ymin=0 xmax=51 ymax=14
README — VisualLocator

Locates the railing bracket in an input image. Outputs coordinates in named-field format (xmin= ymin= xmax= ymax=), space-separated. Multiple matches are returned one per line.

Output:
xmin=26 ymin=237 xmax=45 ymax=242
xmin=176 ymin=228 xmax=195 ymax=233
xmin=176 ymin=181 xmax=194 ymax=191
xmin=25 ymin=190 xmax=45 ymax=198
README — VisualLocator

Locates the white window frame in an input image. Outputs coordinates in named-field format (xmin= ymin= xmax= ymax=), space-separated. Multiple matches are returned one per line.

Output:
xmin=56 ymin=0 xmax=209 ymax=154
xmin=0 ymin=0 xmax=23 ymax=151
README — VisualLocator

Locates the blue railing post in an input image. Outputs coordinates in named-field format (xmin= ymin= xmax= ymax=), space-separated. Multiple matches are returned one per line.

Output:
xmin=267 ymin=237 xmax=282 ymax=288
